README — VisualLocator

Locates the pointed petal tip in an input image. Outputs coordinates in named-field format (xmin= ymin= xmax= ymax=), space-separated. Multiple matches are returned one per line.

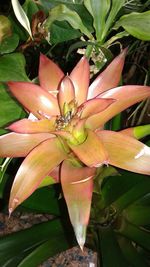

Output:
xmin=79 ymin=244 xmax=84 ymax=251
xmin=121 ymin=47 xmax=128 ymax=57
xmin=8 ymin=207 xmax=13 ymax=218
xmin=75 ymin=224 xmax=86 ymax=251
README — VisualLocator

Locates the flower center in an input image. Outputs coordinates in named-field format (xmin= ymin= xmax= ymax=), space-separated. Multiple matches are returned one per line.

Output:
xmin=55 ymin=110 xmax=73 ymax=130
xmin=55 ymin=100 xmax=78 ymax=130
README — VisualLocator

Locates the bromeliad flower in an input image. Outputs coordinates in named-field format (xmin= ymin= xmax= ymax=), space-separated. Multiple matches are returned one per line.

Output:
xmin=0 ymin=50 xmax=150 ymax=249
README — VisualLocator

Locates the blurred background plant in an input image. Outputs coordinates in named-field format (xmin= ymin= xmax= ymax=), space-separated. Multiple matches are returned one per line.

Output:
xmin=0 ymin=0 xmax=150 ymax=266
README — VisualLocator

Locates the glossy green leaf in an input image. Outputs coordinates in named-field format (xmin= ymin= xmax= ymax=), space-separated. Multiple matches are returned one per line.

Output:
xmin=0 ymin=33 xmax=19 ymax=54
xmin=98 ymin=226 xmax=128 ymax=267
xmin=51 ymin=21 xmax=81 ymax=44
xmin=114 ymin=11 xmax=150 ymax=41
xmin=88 ymin=0 xmax=110 ymax=41
xmin=21 ymin=186 xmax=60 ymax=215
xmin=0 ymin=83 xmax=24 ymax=128
xmin=0 ymin=53 xmax=29 ymax=82
xmin=0 ymin=219 xmax=67 ymax=266
xmin=44 ymin=4 xmax=92 ymax=39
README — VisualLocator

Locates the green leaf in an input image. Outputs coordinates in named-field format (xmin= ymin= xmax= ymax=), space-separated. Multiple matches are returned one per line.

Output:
xmin=114 ymin=11 xmax=150 ymax=41
xmin=102 ymin=0 xmax=125 ymax=41
xmin=105 ymin=31 xmax=129 ymax=46
xmin=21 ymin=186 xmax=60 ymax=215
xmin=0 ymin=219 xmax=68 ymax=266
xmin=101 ymin=170 xmax=148 ymax=207
xmin=0 ymin=83 xmax=25 ymax=129
xmin=0 ymin=33 xmax=19 ymax=55
xmin=23 ymin=0 xmax=39 ymax=21
xmin=119 ymin=237 xmax=149 ymax=267
xmin=133 ymin=124 xmax=150 ymax=139
xmin=118 ymin=221 xmax=150 ymax=251
xmin=11 ymin=0 xmax=33 ymax=38
xmin=113 ymin=180 xmax=150 ymax=214
xmin=44 ymin=4 xmax=92 ymax=39
xmin=18 ymin=233 xmax=69 ymax=267
xmin=125 ymin=204 xmax=150 ymax=226
xmin=0 ymin=15 xmax=12 ymax=42
xmin=0 ymin=53 xmax=29 ymax=82
xmin=98 ymin=226 xmax=128 ymax=267
xmin=51 ymin=21 xmax=81 ymax=44
xmin=86 ymin=0 xmax=110 ymax=42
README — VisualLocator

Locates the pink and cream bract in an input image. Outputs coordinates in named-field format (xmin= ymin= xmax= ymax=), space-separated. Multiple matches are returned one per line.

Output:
xmin=0 ymin=49 xmax=150 ymax=249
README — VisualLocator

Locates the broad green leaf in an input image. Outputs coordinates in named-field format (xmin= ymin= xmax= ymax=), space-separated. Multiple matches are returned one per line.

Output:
xmin=102 ymin=0 xmax=125 ymax=41
xmin=88 ymin=0 xmax=110 ymax=42
xmin=0 ymin=219 xmax=69 ymax=266
xmin=0 ymin=53 xmax=29 ymax=82
xmin=0 ymin=33 xmax=19 ymax=55
xmin=0 ymin=83 xmax=24 ymax=128
xmin=11 ymin=0 xmax=33 ymax=38
xmin=125 ymin=205 xmax=150 ymax=226
xmin=21 ymin=186 xmax=60 ymax=215
xmin=114 ymin=11 xmax=150 ymax=41
xmin=51 ymin=21 xmax=81 ymax=44
xmin=39 ymin=0 xmax=84 ymax=10
xmin=118 ymin=221 xmax=150 ymax=250
xmin=44 ymin=4 xmax=92 ymax=39
xmin=101 ymin=170 xmax=148 ymax=207
xmin=1 ymin=249 xmax=36 ymax=267
xmin=18 ymin=234 xmax=69 ymax=267
xmin=113 ymin=180 xmax=150 ymax=214
xmin=98 ymin=226 xmax=128 ymax=267
xmin=23 ymin=0 xmax=39 ymax=21
xmin=0 ymin=15 xmax=12 ymax=42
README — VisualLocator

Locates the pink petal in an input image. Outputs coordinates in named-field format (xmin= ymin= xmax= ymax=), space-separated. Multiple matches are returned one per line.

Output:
xmin=88 ymin=49 xmax=127 ymax=99
xmin=97 ymin=130 xmax=150 ymax=175
xmin=79 ymin=98 xmax=115 ymax=119
xmin=39 ymin=54 xmax=64 ymax=92
xmin=58 ymin=76 xmax=75 ymax=113
xmin=0 ymin=132 xmax=52 ymax=157
xmin=86 ymin=85 xmax=150 ymax=130
xmin=61 ymin=159 xmax=95 ymax=248
xmin=70 ymin=56 xmax=90 ymax=105
xmin=68 ymin=130 xmax=108 ymax=167
xmin=9 ymin=137 xmax=67 ymax=213
xmin=8 ymin=118 xmax=56 ymax=133
xmin=8 ymin=82 xmax=60 ymax=118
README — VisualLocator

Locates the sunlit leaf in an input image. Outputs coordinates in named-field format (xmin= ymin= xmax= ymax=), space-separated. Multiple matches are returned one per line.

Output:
xmin=114 ymin=10 xmax=150 ymax=41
